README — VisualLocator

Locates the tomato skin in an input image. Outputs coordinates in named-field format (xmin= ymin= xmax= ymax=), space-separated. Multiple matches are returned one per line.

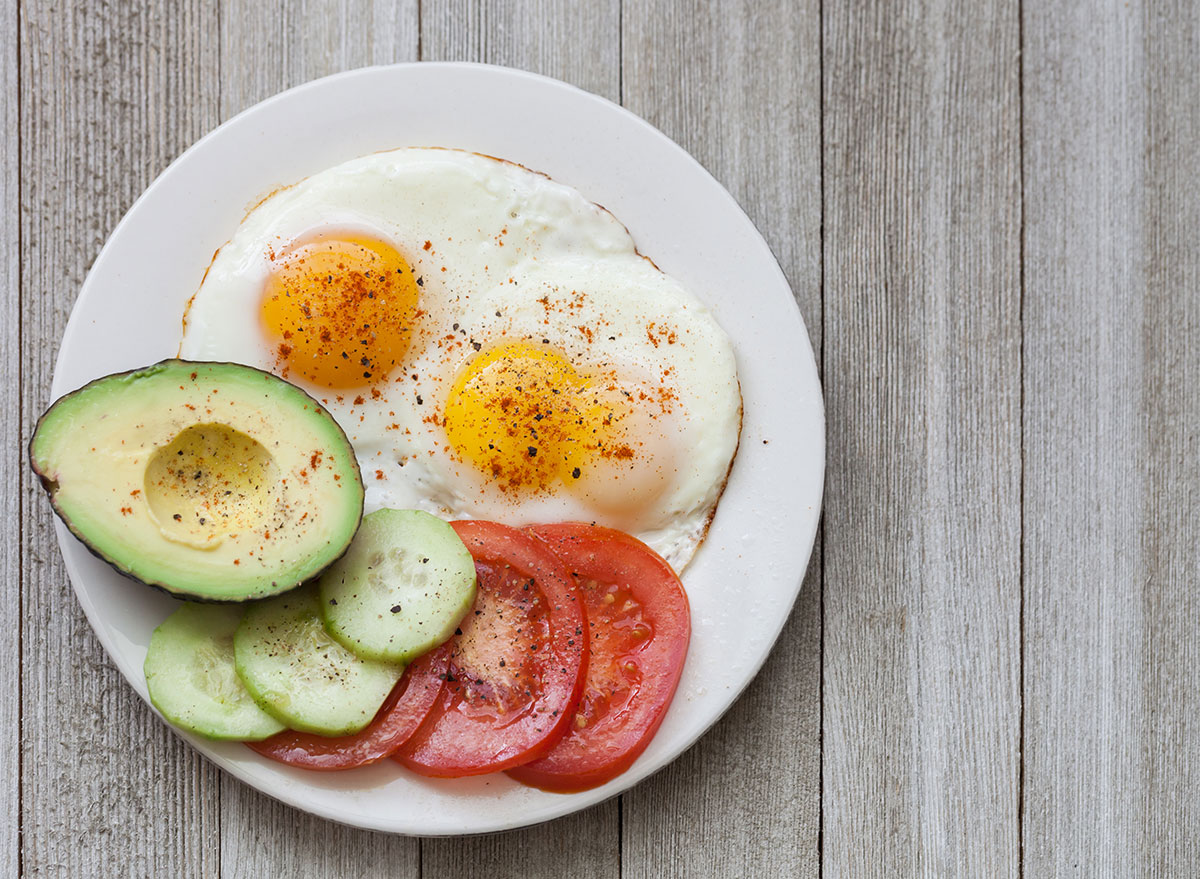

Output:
xmin=506 ymin=523 xmax=690 ymax=793
xmin=246 ymin=644 xmax=448 ymax=771
xmin=393 ymin=520 xmax=588 ymax=777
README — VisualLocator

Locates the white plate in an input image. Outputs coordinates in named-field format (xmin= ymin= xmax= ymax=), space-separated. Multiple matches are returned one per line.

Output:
xmin=49 ymin=63 xmax=824 ymax=835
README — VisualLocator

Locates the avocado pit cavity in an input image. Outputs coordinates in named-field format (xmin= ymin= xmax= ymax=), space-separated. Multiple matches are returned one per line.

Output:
xmin=144 ymin=423 xmax=281 ymax=549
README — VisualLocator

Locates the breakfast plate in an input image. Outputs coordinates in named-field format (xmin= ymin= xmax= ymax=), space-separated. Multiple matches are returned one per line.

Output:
xmin=48 ymin=63 xmax=824 ymax=835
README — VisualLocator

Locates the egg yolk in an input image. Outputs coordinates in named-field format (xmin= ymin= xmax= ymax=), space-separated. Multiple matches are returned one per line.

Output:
xmin=443 ymin=341 xmax=637 ymax=495
xmin=260 ymin=234 xmax=419 ymax=389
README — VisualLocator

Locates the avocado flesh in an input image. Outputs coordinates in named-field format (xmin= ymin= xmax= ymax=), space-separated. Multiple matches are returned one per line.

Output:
xmin=30 ymin=360 xmax=364 ymax=601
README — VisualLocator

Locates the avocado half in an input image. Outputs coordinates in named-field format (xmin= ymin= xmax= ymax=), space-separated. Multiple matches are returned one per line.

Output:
xmin=30 ymin=360 xmax=365 ymax=602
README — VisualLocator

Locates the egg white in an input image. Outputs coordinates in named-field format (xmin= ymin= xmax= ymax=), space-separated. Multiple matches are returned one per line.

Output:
xmin=180 ymin=148 xmax=740 ymax=569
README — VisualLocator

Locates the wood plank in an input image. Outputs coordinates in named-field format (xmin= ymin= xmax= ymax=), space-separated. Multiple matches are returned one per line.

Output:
xmin=418 ymin=0 xmax=619 ymax=99
xmin=417 ymin=3 xmax=621 ymax=875
xmin=219 ymin=0 xmax=419 ymax=118
xmin=0 ymin=0 xmax=18 ymax=873
xmin=1021 ymin=0 xmax=1200 ymax=871
xmin=821 ymin=0 xmax=1022 ymax=874
xmin=214 ymin=3 xmax=422 ymax=876
xmin=219 ymin=802 xmax=416 ymax=879
xmin=1138 ymin=6 xmax=1200 ymax=868
xmin=421 ymin=802 xmax=619 ymax=879
xmin=620 ymin=2 xmax=822 ymax=876
xmin=18 ymin=1 xmax=222 ymax=875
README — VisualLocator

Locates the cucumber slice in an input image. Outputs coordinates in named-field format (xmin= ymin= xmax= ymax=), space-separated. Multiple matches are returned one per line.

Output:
xmin=320 ymin=509 xmax=477 ymax=663
xmin=234 ymin=586 xmax=403 ymax=735
xmin=144 ymin=603 xmax=285 ymax=741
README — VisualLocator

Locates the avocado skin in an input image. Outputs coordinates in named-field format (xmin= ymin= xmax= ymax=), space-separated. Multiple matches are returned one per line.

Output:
xmin=30 ymin=359 xmax=365 ymax=603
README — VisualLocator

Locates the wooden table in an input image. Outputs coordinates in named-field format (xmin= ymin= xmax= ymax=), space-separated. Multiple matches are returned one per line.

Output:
xmin=6 ymin=1 xmax=1197 ymax=875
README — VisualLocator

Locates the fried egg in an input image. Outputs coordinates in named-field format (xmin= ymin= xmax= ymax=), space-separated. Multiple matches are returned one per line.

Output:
xmin=180 ymin=148 xmax=740 ymax=569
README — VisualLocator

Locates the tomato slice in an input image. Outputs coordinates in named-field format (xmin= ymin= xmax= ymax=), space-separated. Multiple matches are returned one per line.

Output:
xmin=393 ymin=520 xmax=588 ymax=777
xmin=506 ymin=523 xmax=690 ymax=793
xmin=246 ymin=644 xmax=449 ymax=771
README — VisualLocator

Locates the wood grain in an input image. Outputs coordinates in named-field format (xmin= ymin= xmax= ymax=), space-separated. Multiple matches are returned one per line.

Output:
xmin=620 ymin=2 xmax=822 ymax=876
xmin=214 ymin=2 xmax=423 ymax=875
xmin=1020 ymin=4 xmax=1144 ymax=869
xmin=219 ymin=802 xmax=418 ymax=879
xmin=0 ymin=0 xmax=18 ymax=873
xmin=1022 ymin=0 xmax=1200 ymax=871
xmin=1138 ymin=6 xmax=1200 ymax=868
xmin=418 ymin=0 xmax=620 ymax=98
xmin=821 ymin=0 xmax=1022 ymax=874
xmin=218 ymin=0 xmax=418 ymax=119
xmin=18 ymin=1 xmax=222 ymax=876
xmin=422 ymin=803 xmax=619 ymax=879
xmin=418 ymin=3 xmax=623 ymax=876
